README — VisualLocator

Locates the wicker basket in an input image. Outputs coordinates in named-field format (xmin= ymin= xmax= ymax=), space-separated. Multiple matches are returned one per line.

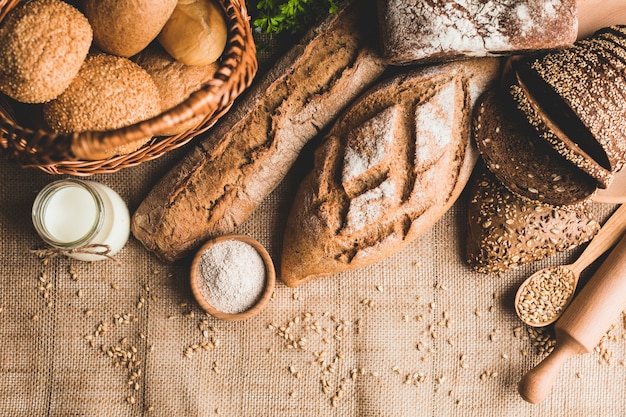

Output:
xmin=0 ymin=0 xmax=257 ymax=175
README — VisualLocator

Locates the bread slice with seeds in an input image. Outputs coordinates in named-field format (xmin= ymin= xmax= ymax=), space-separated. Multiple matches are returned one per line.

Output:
xmin=466 ymin=166 xmax=599 ymax=274
xmin=474 ymin=87 xmax=598 ymax=207
xmin=511 ymin=31 xmax=626 ymax=178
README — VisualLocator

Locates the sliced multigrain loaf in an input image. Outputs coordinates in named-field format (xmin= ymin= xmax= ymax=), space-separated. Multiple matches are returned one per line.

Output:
xmin=280 ymin=58 xmax=501 ymax=287
xmin=376 ymin=0 xmax=577 ymax=65
xmin=474 ymin=87 xmax=598 ymax=207
xmin=131 ymin=1 xmax=387 ymax=262
xmin=508 ymin=70 xmax=613 ymax=188
xmin=511 ymin=31 xmax=626 ymax=178
xmin=466 ymin=166 xmax=600 ymax=274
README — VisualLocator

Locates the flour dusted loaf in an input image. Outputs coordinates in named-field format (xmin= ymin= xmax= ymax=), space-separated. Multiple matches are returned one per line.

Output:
xmin=466 ymin=166 xmax=599 ymax=274
xmin=377 ymin=0 xmax=578 ymax=65
xmin=280 ymin=58 xmax=502 ymax=287
xmin=131 ymin=2 xmax=387 ymax=262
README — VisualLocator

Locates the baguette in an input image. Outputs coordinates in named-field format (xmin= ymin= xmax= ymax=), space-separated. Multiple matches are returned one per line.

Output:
xmin=280 ymin=58 xmax=501 ymax=287
xmin=131 ymin=1 xmax=387 ymax=262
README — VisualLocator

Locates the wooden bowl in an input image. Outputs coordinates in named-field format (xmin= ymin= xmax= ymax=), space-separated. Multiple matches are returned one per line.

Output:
xmin=189 ymin=234 xmax=275 ymax=321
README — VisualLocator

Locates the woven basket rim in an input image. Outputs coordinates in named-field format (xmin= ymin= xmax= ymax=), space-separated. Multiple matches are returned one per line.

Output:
xmin=0 ymin=0 xmax=258 ymax=175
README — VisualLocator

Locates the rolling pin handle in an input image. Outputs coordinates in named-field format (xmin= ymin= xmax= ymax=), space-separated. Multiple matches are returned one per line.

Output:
xmin=518 ymin=340 xmax=581 ymax=404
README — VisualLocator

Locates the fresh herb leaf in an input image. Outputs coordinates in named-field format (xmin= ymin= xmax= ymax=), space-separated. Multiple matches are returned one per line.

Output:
xmin=252 ymin=0 xmax=344 ymax=37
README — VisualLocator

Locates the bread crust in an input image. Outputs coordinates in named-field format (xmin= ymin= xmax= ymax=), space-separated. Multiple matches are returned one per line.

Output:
xmin=377 ymin=0 xmax=577 ymax=65
xmin=280 ymin=58 xmax=501 ymax=286
xmin=131 ymin=2 xmax=387 ymax=262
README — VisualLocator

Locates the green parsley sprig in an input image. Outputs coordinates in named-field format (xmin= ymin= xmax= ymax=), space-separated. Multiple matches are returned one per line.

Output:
xmin=253 ymin=0 xmax=343 ymax=36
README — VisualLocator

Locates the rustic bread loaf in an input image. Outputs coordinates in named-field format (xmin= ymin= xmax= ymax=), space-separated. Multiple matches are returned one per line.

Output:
xmin=474 ymin=87 xmax=598 ymax=207
xmin=131 ymin=2 xmax=387 ymax=262
xmin=376 ymin=0 xmax=577 ymax=65
xmin=466 ymin=166 xmax=600 ymax=274
xmin=280 ymin=58 xmax=501 ymax=287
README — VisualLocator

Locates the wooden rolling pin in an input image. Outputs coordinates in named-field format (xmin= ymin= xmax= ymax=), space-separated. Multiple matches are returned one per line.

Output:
xmin=518 ymin=229 xmax=626 ymax=403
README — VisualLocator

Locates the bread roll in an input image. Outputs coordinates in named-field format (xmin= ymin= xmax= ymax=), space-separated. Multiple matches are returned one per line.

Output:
xmin=157 ymin=0 xmax=227 ymax=66
xmin=82 ymin=0 xmax=177 ymax=57
xmin=0 ymin=0 xmax=92 ymax=103
xmin=133 ymin=45 xmax=218 ymax=136
xmin=466 ymin=166 xmax=599 ymax=274
xmin=280 ymin=58 xmax=501 ymax=287
xmin=131 ymin=2 xmax=387 ymax=262
xmin=377 ymin=0 xmax=577 ymax=65
xmin=43 ymin=54 xmax=162 ymax=159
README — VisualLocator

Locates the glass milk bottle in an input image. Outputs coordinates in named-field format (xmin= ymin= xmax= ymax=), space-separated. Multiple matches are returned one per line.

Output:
xmin=32 ymin=179 xmax=130 ymax=261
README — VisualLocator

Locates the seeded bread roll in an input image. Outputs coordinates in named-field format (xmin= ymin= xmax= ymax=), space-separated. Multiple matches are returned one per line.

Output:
xmin=43 ymin=54 xmax=162 ymax=159
xmin=133 ymin=45 xmax=218 ymax=136
xmin=474 ymin=87 xmax=598 ymax=207
xmin=280 ymin=58 xmax=501 ymax=287
xmin=0 ymin=0 xmax=92 ymax=103
xmin=131 ymin=2 xmax=388 ymax=262
xmin=466 ymin=166 xmax=599 ymax=274
xmin=376 ymin=0 xmax=577 ymax=65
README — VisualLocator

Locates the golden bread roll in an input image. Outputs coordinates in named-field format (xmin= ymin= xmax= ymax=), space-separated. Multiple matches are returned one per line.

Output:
xmin=0 ymin=0 xmax=92 ymax=103
xmin=43 ymin=54 xmax=162 ymax=159
xmin=158 ymin=0 xmax=227 ymax=66
xmin=82 ymin=0 xmax=177 ymax=57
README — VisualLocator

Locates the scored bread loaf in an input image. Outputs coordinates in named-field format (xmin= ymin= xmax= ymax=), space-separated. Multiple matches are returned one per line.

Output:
xmin=466 ymin=165 xmax=599 ymax=274
xmin=280 ymin=58 xmax=502 ymax=287
xmin=131 ymin=1 xmax=387 ymax=262
xmin=376 ymin=0 xmax=577 ymax=65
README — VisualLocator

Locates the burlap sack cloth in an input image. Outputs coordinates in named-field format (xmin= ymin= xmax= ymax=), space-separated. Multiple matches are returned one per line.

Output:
xmin=2 ymin=29 xmax=626 ymax=417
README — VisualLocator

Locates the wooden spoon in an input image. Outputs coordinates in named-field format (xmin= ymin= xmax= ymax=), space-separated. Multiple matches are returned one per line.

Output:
xmin=515 ymin=203 xmax=626 ymax=327
xmin=518 ymin=232 xmax=626 ymax=403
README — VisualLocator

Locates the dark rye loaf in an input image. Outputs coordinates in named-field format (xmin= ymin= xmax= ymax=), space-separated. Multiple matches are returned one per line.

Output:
xmin=376 ymin=0 xmax=577 ymax=65
xmin=131 ymin=2 xmax=387 ymax=262
xmin=474 ymin=87 xmax=598 ymax=207
xmin=281 ymin=58 xmax=501 ymax=287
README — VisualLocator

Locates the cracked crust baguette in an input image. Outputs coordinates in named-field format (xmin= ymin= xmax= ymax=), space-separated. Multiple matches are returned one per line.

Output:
xmin=280 ymin=58 xmax=502 ymax=287
xmin=131 ymin=1 xmax=387 ymax=262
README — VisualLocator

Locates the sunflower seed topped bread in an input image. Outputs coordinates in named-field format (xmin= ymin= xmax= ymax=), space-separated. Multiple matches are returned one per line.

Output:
xmin=376 ymin=0 xmax=578 ymax=65
xmin=131 ymin=2 xmax=387 ymax=262
xmin=474 ymin=87 xmax=598 ymax=207
xmin=0 ymin=0 xmax=92 ymax=103
xmin=280 ymin=58 xmax=501 ymax=287
xmin=466 ymin=166 xmax=600 ymax=274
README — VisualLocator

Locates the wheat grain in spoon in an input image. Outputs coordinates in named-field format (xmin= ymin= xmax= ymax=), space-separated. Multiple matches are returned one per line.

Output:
xmin=515 ymin=203 xmax=626 ymax=327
